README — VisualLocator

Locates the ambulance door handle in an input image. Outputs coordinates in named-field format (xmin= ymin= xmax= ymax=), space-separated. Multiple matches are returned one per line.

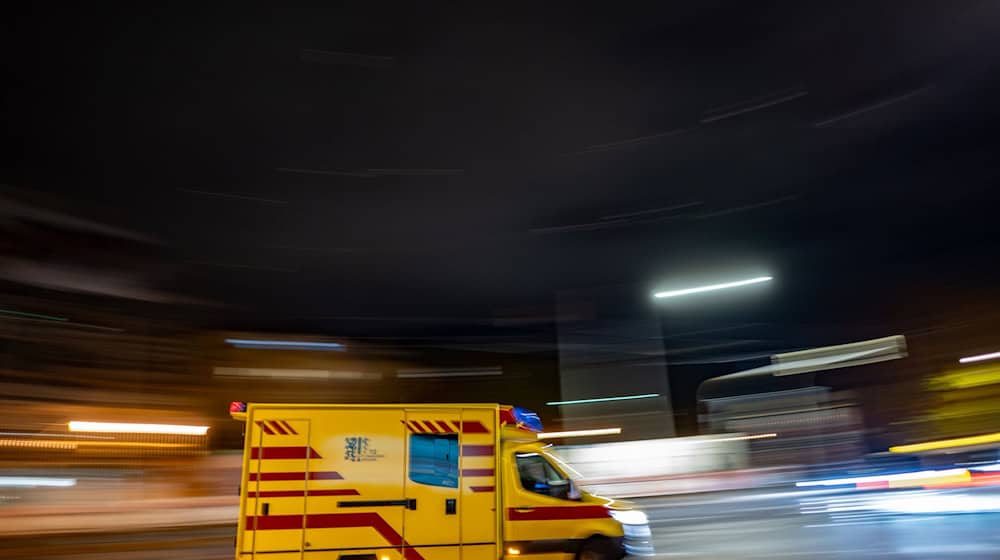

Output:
xmin=514 ymin=507 xmax=534 ymax=513
xmin=338 ymin=499 xmax=417 ymax=510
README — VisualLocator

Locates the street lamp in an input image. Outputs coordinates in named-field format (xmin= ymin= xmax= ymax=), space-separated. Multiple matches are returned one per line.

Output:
xmin=652 ymin=276 xmax=773 ymax=299
xmin=652 ymin=274 xmax=774 ymax=435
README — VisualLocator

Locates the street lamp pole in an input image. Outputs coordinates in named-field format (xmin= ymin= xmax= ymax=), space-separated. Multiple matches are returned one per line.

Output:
xmin=652 ymin=275 xmax=774 ymax=435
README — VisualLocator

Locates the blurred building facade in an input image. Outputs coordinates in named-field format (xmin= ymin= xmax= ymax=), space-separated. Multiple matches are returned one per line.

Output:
xmin=1 ymin=191 xmax=560 ymax=475
xmin=6 ymin=187 xmax=1000 ymax=491
xmin=554 ymin=287 xmax=675 ymax=441
xmin=703 ymin=387 xmax=865 ymax=467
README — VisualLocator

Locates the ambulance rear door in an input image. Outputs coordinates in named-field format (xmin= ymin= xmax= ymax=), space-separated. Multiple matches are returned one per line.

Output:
xmin=303 ymin=407 xmax=408 ymax=557
xmin=402 ymin=407 xmax=498 ymax=560
xmin=244 ymin=410 xmax=312 ymax=560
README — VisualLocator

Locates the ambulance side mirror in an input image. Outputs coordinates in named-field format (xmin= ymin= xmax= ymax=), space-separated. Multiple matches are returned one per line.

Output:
xmin=549 ymin=479 xmax=570 ymax=500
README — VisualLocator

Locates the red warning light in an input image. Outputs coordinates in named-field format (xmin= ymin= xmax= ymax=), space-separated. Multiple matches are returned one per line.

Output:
xmin=230 ymin=401 xmax=247 ymax=413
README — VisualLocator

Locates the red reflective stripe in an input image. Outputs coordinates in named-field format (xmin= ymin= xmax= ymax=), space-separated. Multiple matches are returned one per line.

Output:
xmin=450 ymin=420 xmax=462 ymax=432
xmin=307 ymin=489 xmax=360 ymax=496
xmin=245 ymin=512 xmax=425 ymax=560
xmin=256 ymin=421 xmax=275 ymax=435
xmin=435 ymin=421 xmax=453 ymax=433
xmin=408 ymin=421 xmax=425 ymax=433
xmin=247 ymin=489 xmax=359 ymax=498
xmin=248 ymin=471 xmax=342 ymax=481
xmin=460 ymin=421 xmax=490 ymax=434
xmin=462 ymin=444 xmax=494 ymax=456
xmin=250 ymin=447 xmax=323 ymax=459
xmin=269 ymin=421 xmax=288 ymax=435
xmin=507 ymin=505 xmax=610 ymax=521
xmin=469 ymin=486 xmax=495 ymax=493
xmin=247 ymin=513 xmax=303 ymax=530
xmin=404 ymin=544 xmax=423 ymax=560
xmin=280 ymin=420 xmax=298 ymax=435
xmin=462 ymin=468 xmax=494 ymax=477
xmin=308 ymin=471 xmax=342 ymax=480
xmin=421 ymin=421 xmax=438 ymax=433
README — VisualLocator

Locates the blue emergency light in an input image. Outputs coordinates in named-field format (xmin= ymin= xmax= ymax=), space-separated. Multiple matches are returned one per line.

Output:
xmin=512 ymin=407 xmax=543 ymax=432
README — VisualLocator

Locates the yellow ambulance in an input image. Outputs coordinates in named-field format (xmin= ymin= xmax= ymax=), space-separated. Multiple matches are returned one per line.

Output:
xmin=229 ymin=401 xmax=653 ymax=560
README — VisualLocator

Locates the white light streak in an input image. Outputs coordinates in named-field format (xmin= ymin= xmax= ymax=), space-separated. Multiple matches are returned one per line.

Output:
xmin=397 ymin=367 xmax=502 ymax=378
xmin=708 ymin=433 xmax=777 ymax=443
xmin=874 ymin=491 xmax=1000 ymax=514
xmin=959 ymin=351 xmax=1000 ymax=364
xmin=0 ymin=476 xmax=76 ymax=487
xmin=547 ymin=394 xmax=660 ymax=406
xmin=795 ymin=468 xmax=968 ymax=488
xmin=0 ymin=439 xmax=77 ymax=450
xmin=225 ymin=338 xmax=345 ymax=351
xmin=214 ymin=367 xmax=380 ymax=380
xmin=653 ymin=276 xmax=772 ymax=299
xmin=68 ymin=421 xmax=209 ymax=436
xmin=538 ymin=428 xmax=622 ymax=439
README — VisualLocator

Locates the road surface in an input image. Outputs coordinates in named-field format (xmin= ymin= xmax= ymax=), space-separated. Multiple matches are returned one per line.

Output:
xmin=643 ymin=486 xmax=1000 ymax=559
xmin=3 ymin=486 xmax=1000 ymax=559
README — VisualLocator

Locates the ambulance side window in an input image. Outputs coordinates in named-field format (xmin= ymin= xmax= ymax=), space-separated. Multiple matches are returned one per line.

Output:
xmin=516 ymin=453 xmax=576 ymax=500
xmin=409 ymin=434 xmax=459 ymax=488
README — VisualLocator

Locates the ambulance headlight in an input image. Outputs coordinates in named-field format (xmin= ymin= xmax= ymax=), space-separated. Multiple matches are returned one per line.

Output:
xmin=613 ymin=509 xmax=655 ymax=556
xmin=609 ymin=509 xmax=648 ymax=526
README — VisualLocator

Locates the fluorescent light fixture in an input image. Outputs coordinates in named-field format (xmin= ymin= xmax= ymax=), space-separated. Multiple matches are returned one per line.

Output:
xmin=225 ymin=338 xmax=345 ymax=351
xmin=68 ymin=421 xmax=209 ymax=436
xmin=547 ymin=393 xmax=660 ymax=406
xmin=960 ymin=351 xmax=1000 ymax=364
xmin=538 ymin=428 xmax=622 ymax=439
xmin=0 ymin=476 xmax=76 ymax=487
xmin=771 ymin=336 xmax=906 ymax=376
xmin=890 ymin=432 xmax=1000 ymax=454
xmin=713 ymin=336 xmax=908 ymax=381
xmin=653 ymin=276 xmax=772 ymax=299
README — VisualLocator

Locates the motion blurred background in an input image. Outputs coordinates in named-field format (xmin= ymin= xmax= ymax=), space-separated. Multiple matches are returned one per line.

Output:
xmin=4 ymin=2 xmax=1000 ymax=558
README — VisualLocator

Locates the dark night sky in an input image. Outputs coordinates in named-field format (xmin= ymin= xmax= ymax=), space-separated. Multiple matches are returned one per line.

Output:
xmin=4 ymin=2 xmax=1000 ymax=343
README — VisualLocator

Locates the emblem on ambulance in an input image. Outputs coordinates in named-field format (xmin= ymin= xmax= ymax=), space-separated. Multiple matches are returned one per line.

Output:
xmin=344 ymin=436 xmax=384 ymax=462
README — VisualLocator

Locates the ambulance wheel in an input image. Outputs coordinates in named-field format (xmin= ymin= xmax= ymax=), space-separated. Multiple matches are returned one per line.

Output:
xmin=577 ymin=536 xmax=621 ymax=560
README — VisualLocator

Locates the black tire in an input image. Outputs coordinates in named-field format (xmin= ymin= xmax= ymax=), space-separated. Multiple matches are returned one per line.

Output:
xmin=576 ymin=536 xmax=625 ymax=560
